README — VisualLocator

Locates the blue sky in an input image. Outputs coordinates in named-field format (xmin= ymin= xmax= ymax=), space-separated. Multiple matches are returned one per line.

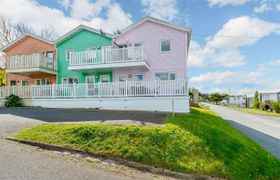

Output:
xmin=0 ymin=0 xmax=279 ymax=95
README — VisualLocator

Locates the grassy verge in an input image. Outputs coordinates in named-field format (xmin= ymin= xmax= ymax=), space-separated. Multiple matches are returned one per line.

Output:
xmin=13 ymin=107 xmax=280 ymax=179
xmin=233 ymin=107 xmax=280 ymax=117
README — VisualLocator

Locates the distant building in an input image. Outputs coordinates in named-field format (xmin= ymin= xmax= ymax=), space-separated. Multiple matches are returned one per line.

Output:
xmin=259 ymin=91 xmax=280 ymax=103
xmin=229 ymin=95 xmax=247 ymax=108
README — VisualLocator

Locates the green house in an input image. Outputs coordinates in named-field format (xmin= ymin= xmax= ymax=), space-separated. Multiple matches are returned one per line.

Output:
xmin=55 ymin=25 xmax=113 ymax=84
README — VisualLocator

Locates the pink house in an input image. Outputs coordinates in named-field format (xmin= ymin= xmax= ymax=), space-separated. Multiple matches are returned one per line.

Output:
xmin=113 ymin=16 xmax=191 ymax=82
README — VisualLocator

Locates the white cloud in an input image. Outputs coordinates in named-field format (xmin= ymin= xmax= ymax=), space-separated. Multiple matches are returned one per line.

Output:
xmin=58 ymin=0 xmax=71 ymax=10
xmin=189 ymin=70 xmax=263 ymax=84
xmin=211 ymin=50 xmax=245 ymax=67
xmin=277 ymin=3 xmax=280 ymax=11
xmin=0 ymin=0 xmax=132 ymax=35
xmin=207 ymin=0 xmax=251 ymax=7
xmin=207 ymin=16 xmax=280 ymax=49
xmin=254 ymin=3 xmax=271 ymax=13
xmin=267 ymin=60 xmax=280 ymax=66
xmin=140 ymin=0 xmax=178 ymax=21
xmin=70 ymin=0 xmax=110 ymax=20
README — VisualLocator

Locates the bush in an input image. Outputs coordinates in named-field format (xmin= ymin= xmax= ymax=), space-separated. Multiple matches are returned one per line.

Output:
xmin=260 ymin=101 xmax=272 ymax=111
xmin=4 ymin=94 xmax=23 ymax=107
xmin=272 ymin=101 xmax=280 ymax=113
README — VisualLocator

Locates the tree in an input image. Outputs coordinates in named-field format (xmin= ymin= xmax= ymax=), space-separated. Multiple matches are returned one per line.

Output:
xmin=0 ymin=15 xmax=13 ymax=47
xmin=253 ymin=91 xmax=260 ymax=109
xmin=0 ymin=68 xmax=5 ymax=86
xmin=208 ymin=93 xmax=225 ymax=104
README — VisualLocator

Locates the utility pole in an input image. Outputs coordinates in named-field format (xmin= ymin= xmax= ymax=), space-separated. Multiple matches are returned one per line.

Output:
xmin=228 ymin=88 xmax=231 ymax=106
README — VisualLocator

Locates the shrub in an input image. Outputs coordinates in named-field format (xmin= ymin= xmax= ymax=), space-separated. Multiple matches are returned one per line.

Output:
xmin=260 ymin=101 xmax=272 ymax=111
xmin=4 ymin=94 xmax=23 ymax=107
xmin=272 ymin=101 xmax=280 ymax=113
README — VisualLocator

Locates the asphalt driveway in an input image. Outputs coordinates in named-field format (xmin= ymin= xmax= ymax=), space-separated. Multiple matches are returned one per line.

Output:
xmin=0 ymin=107 xmax=168 ymax=125
xmin=208 ymin=104 xmax=280 ymax=159
xmin=0 ymin=108 xmax=172 ymax=180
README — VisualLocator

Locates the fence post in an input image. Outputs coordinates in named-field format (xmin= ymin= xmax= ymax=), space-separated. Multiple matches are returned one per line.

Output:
xmin=154 ymin=80 xmax=157 ymax=97
xmin=98 ymin=82 xmax=101 ymax=98
xmin=73 ymin=83 xmax=76 ymax=98
xmin=52 ymin=84 xmax=55 ymax=99
xmin=125 ymin=81 xmax=128 ymax=97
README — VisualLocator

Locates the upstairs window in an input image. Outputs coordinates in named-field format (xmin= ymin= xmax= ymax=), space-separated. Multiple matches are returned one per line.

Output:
xmin=46 ymin=51 xmax=54 ymax=59
xmin=160 ymin=40 xmax=171 ymax=52
xmin=155 ymin=72 xmax=176 ymax=80
xmin=65 ymin=49 xmax=74 ymax=60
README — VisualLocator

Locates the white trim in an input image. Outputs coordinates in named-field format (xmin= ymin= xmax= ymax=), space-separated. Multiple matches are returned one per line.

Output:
xmin=113 ymin=16 xmax=191 ymax=38
xmin=61 ymin=77 xmax=79 ymax=84
xmin=133 ymin=74 xmax=144 ymax=81
xmin=99 ymin=75 xmax=110 ymax=83
xmin=68 ymin=60 xmax=149 ymax=71
xmin=118 ymin=75 xmax=128 ymax=82
xmin=65 ymin=48 xmax=74 ymax=61
xmin=6 ymin=67 xmax=57 ymax=75
xmin=85 ymin=75 xmax=96 ymax=84
xmin=1 ymin=33 xmax=54 ymax=52
xmin=160 ymin=39 xmax=172 ymax=53
xmin=55 ymin=25 xmax=112 ymax=45
xmin=155 ymin=72 xmax=176 ymax=80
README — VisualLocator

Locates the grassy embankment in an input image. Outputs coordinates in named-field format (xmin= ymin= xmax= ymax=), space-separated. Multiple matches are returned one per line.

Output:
xmin=13 ymin=107 xmax=280 ymax=179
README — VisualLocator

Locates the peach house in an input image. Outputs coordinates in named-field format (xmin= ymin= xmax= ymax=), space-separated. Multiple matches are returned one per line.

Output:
xmin=1 ymin=34 xmax=57 ymax=86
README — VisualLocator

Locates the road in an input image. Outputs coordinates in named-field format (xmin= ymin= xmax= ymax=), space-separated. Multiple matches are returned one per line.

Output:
xmin=0 ymin=110 xmax=172 ymax=180
xmin=208 ymin=104 xmax=280 ymax=159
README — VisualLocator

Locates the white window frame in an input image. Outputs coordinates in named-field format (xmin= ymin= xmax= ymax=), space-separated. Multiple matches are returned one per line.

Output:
xmin=36 ymin=78 xmax=51 ymax=85
xmin=21 ymin=80 xmax=29 ymax=86
xmin=99 ymin=75 xmax=110 ymax=83
xmin=118 ymin=75 xmax=128 ymax=82
xmin=160 ymin=39 xmax=171 ymax=53
xmin=61 ymin=77 xmax=79 ymax=84
xmin=46 ymin=51 xmax=54 ymax=59
xmin=155 ymin=72 xmax=176 ymax=80
xmin=133 ymin=74 xmax=144 ymax=81
xmin=85 ymin=75 xmax=96 ymax=84
xmin=10 ymin=80 xmax=16 ymax=86
xmin=133 ymin=42 xmax=143 ymax=48
xmin=65 ymin=49 xmax=74 ymax=61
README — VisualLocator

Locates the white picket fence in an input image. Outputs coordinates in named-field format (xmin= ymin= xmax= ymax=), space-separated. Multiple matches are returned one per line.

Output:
xmin=0 ymin=80 xmax=188 ymax=99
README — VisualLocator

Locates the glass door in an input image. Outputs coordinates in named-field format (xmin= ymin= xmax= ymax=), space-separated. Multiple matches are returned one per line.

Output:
xmin=86 ymin=76 xmax=96 ymax=96
xmin=99 ymin=75 xmax=110 ymax=96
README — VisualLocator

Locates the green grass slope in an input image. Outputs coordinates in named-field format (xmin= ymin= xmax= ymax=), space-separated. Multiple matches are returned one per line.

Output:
xmin=13 ymin=107 xmax=280 ymax=179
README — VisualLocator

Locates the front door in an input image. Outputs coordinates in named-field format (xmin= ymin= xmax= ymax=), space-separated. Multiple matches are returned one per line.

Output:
xmin=99 ymin=75 xmax=110 ymax=96
xmin=86 ymin=76 xmax=96 ymax=96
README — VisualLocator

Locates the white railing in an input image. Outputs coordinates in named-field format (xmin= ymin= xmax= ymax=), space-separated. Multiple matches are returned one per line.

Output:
xmin=0 ymin=80 xmax=187 ymax=99
xmin=7 ymin=53 xmax=57 ymax=71
xmin=69 ymin=46 xmax=146 ymax=66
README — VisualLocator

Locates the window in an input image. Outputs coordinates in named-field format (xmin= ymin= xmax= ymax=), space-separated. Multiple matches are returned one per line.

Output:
xmin=37 ymin=78 xmax=51 ymax=85
xmin=46 ymin=51 xmax=54 ymax=59
xmin=100 ymin=75 xmax=110 ymax=83
xmin=21 ymin=81 xmax=29 ymax=86
xmin=160 ymin=40 xmax=171 ymax=52
xmin=65 ymin=49 xmax=74 ymax=60
xmin=62 ymin=77 xmax=79 ymax=84
xmin=133 ymin=42 xmax=143 ymax=48
xmin=118 ymin=75 xmax=127 ymax=82
xmin=133 ymin=74 xmax=144 ymax=81
xmin=155 ymin=72 xmax=176 ymax=80
xmin=10 ymin=80 xmax=16 ymax=86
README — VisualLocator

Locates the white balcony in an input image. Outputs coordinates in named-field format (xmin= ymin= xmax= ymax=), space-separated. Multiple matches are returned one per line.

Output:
xmin=6 ymin=53 xmax=57 ymax=75
xmin=68 ymin=46 xmax=149 ymax=71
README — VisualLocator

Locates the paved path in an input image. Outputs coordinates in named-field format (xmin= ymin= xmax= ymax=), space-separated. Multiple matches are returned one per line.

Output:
xmin=208 ymin=104 xmax=280 ymax=159
xmin=0 ymin=109 xmax=172 ymax=180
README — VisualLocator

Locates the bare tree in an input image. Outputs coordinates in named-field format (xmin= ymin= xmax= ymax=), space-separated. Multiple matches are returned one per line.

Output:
xmin=0 ymin=15 xmax=13 ymax=47
xmin=41 ymin=26 xmax=58 ymax=41
xmin=14 ymin=22 xmax=34 ymax=38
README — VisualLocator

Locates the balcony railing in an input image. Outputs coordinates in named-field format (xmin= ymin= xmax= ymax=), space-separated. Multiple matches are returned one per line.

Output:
xmin=0 ymin=80 xmax=187 ymax=99
xmin=7 ymin=53 xmax=57 ymax=71
xmin=69 ymin=46 xmax=147 ymax=67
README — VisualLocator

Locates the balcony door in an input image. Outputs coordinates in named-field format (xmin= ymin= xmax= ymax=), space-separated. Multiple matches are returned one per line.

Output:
xmin=86 ymin=76 xmax=96 ymax=96
xmin=102 ymin=46 xmax=112 ymax=63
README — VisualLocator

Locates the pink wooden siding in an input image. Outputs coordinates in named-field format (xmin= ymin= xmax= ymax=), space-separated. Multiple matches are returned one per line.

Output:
xmin=114 ymin=21 xmax=189 ymax=81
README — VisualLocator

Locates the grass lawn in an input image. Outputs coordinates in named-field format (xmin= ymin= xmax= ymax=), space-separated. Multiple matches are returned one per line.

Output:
xmin=13 ymin=107 xmax=280 ymax=180
xmin=233 ymin=107 xmax=280 ymax=117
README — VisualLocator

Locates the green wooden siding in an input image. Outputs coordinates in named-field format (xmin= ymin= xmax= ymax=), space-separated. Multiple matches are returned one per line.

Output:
xmin=56 ymin=29 xmax=112 ymax=84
